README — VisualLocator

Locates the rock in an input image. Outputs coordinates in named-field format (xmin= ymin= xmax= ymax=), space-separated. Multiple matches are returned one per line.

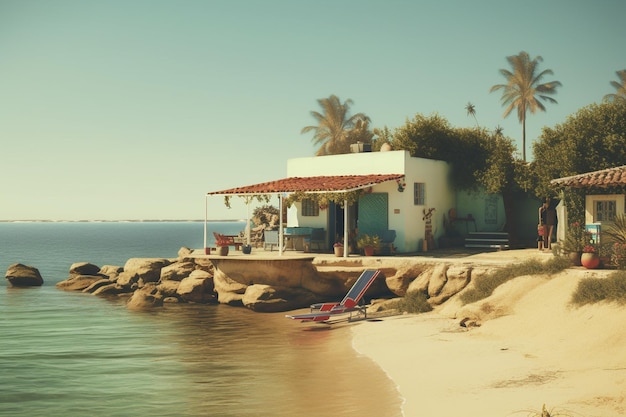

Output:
xmin=82 ymin=278 xmax=113 ymax=293
xmin=92 ymin=283 xmax=129 ymax=296
xmin=5 ymin=263 xmax=43 ymax=287
xmin=176 ymin=270 xmax=216 ymax=303
xmin=115 ymin=271 xmax=139 ymax=288
xmin=123 ymin=258 xmax=171 ymax=283
xmin=160 ymin=261 xmax=195 ymax=282
xmin=99 ymin=265 xmax=123 ymax=281
xmin=56 ymin=275 xmax=103 ymax=291
xmin=127 ymin=284 xmax=163 ymax=310
xmin=427 ymin=263 xmax=449 ymax=296
xmin=384 ymin=264 xmax=427 ymax=296
xmin=177 ymin=246 xmax=193 ymax=259
xmin=217 ymin=291 xmax=244 ymax=306
xmin=157 ymin=280 xmax=180 ymax=298
xmin=428 ymin=265 xmax=471 ymax=305
xmin=69 ymin=262 xmax=101 ymax=277
xmin=242 ymin=284 xmax=318 ymax=312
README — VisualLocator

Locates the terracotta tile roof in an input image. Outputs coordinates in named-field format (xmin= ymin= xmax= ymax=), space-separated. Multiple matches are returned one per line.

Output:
xmin=207 ymin=174 xmax=405 ymax=195
xmin=550 ymin=165 xmax=626 ymax=188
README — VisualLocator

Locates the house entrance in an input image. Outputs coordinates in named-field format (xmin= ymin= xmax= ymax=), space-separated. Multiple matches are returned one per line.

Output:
xmin=357 ymin=193 xmax=389 ymax=236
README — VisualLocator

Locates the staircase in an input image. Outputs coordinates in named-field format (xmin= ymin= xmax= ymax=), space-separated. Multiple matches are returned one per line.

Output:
xmin=464 ymin=232 xmax=510 ymax=250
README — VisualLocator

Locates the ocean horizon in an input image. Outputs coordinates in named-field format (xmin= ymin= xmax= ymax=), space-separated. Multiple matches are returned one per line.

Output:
xmin=0 ymin=221 xmax=401 ymax=416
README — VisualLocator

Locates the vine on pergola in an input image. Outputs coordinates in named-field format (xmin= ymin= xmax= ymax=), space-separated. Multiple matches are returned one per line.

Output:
xmin=283 ymin=189 xmax=365 ymax=209
xmin=222 ymin=194 xmax=272 ymax=209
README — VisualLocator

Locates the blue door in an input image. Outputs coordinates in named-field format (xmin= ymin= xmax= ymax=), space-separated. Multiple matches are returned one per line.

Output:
xmin=357 ymin=193 xmax=388 ymax=236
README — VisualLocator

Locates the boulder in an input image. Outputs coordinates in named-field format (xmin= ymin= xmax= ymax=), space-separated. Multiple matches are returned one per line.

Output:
xmin=160 ymin=261 xmax=195 ymax=282
xmin=428 ymin=265 xmax=472 ymax=305
xmin=384 ymin=264 xmax=428 ymax=296
xmin=99 ymin=265 xmax=123 ymax=281
xmin=92 ymin=283 xmax=130 ymax=296
xmin=56 ymin=275 xmax=103 ymax=291
xmin=127 ymin=284 xmax=163 ymax=310
xmin=69 ymin=262 xmax=101 ymax=277
xmin=82 ymin=278 xmax=114 ymax=293
xmin=157 ymin=280 xmax=180 ymax=298
xmin=123 ymin=258 xmax=171 ymax=283
xmin=176 ymin=270 xmax=216 ymax=303
xmin=177 ymin=246 xmax=193 ymax=259
xmin=5 ymin=263 xmax=43 ymax=287
xmin=427 ymin=263 xmax=449 ymax=297
xmin=242 ymin=284 xmax=318 ymax=312
xmin=116 ymin=271 xmax=139 ymax=289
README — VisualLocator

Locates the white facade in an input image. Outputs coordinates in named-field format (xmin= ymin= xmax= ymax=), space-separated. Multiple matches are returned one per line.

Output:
xmin=286 ymin=150 xmax=454 ymax=253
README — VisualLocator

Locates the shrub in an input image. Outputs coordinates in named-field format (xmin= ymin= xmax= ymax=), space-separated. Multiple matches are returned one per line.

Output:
xmin=460 ymin=257 xmax=570 ymax=305
xmin=571 ymin=271 xmax=626 ymax=306
xmin=393 ymin=290 xmax=433 ymax=314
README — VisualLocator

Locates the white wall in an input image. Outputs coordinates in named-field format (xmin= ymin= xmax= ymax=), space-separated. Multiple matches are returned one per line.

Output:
xmin=286 ymin=150 xmax=453 ymax=253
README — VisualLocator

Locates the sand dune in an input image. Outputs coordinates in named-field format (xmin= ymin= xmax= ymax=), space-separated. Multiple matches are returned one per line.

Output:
xmin=352 ymin=268 xmax=626 ymax=417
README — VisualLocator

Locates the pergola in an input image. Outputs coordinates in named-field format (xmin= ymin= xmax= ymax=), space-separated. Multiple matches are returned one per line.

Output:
xmin=205 ymin=174 xmax=404 ymax=256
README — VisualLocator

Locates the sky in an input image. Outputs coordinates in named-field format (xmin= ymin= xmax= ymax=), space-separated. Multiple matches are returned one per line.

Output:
xmin=1 ymin=0 xmax=625 ymax=221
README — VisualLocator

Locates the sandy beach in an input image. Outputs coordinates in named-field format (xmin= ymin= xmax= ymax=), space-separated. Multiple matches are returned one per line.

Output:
xmin=352 ymin=258 xmax=626 ymax=417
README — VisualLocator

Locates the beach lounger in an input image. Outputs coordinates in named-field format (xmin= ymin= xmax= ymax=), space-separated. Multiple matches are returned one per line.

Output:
xmin=286 ymin=269 xmax=381 ymax=323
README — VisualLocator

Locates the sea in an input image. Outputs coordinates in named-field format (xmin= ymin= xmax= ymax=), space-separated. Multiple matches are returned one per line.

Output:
xmin=0 ymin=221 xmax=401 ymax=417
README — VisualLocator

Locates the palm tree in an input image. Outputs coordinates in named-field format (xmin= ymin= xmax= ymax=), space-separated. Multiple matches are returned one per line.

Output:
xmin=301 ymin=95 xmax=370 ymax=156
xmin=465 ymin=102 xmax=479 ymax=127
xmin=490 ymin=51 xmax=561 ymax=161
xmin=603 ymin=69 xmax=626 ymax=102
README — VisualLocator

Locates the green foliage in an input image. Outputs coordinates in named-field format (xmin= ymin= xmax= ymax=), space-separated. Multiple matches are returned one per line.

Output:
xmin=393 ymin=291 xmax=433 ymax=314
xmin=560 ymin=221 xmax=587 ymax=253
xmin=533 ymin=100 xmax=626 ymax=198
xmin=301 ymin=95 xmax=371 ymax=156
xmin=602 ymin=213 xmax=626 ymax=244
xmin=283 ymin=190 xmax=363 ymax=209
xmin=571 ymin=271 xmax=626 ymax=306
xmin=356 ymin=234 xmax=381 ymax=249
xmin=460 ymin=257 xmax=570 ymax=305
xmin=391 ymin=113 xmax=520 ymax=194
xmin=251 ymin=204 xmax=279 ymax=226
xmin=490 ymin=51 xmax=562 ymax=161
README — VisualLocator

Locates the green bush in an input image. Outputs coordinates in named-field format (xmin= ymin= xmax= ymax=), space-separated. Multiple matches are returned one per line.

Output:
xmin=393 ymin=290 xmax=433 ymax=314
xmin=571 ymin=271 xmax=626 ymax=306
xmin=460 ymin=257 xmax=570 ymax=305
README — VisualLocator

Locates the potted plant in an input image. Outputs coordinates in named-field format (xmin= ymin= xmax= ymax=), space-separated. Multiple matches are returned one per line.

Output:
xmin=561 ymin=222 xmax=587 ymax=265
xmin=357 ymin=234 xmax=381 ymax=256
xmin=333 ymin=242 xmax=344 ymax=257
xmin=581 ymin=244 xmax=600 ymax=269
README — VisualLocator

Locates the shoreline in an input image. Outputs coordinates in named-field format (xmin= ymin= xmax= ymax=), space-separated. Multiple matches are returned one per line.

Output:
xmin=351 ymin=268 xmax=626 ymax=417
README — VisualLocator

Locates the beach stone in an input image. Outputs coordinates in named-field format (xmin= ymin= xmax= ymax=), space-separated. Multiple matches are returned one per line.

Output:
xmin=177 ymin=246 xmax=193 ymax=259
xmin=428 ymin=265 xmax=472 ymax=305
xmin=82 ymin=278 xmax=113 ymax=293
xmin=384 ymin=264 xmax=428 ymax=296
xmin=5 ymin=263 xmax=43 ymax=287
xmin=69 ymin=262 xmax=101 ymax=277
xmin=92 ymin=283 xmax=129 ymax=296
xmin=242 ymin=284 xmax=318 ymax=312
xmin=116 ymin=271 xmax=140 ymax=288
xmin=427 ymin=263 xmax=449 ymax=296
xmin=56 ymin=274 xmax=103 ymax=291
xmin=160 ymin=260 xmax=195 ymax=282
xmin=176 ymin=270 xmax=216 ymax=303
xmin=99 ymin=265 xmax=123 ymax=281
xmin=213 ymin=269 xmax=248 ymax=294
xmin=217 ymin=291 xmax=244 ymax=306
xmin=157 ymin=280 xmax=180 ymax=298
xmin=123 ymin=258 xmax=172 ymax=283
xmin=407 ymin=269 xmax=432 ymax=294
xmin=193 ymin=257 xmax=214 ymax=273
xmin=127 ymin=284 xmax=163 ymax=310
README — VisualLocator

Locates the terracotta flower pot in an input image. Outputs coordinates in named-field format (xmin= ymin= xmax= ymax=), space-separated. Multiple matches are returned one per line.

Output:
xmin=581 ymin=252 xmax=600 ymax=269
xmin=363 ymin=246 xmax=375 ymax=256
xmin=334 ymin=246 xmax=343 ymax=257
xmin=217 ymin=246 xmax=229 ymax=256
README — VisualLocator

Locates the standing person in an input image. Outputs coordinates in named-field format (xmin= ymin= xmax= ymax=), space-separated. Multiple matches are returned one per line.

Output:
xmin=539 ymin=198 xmax=557 ymax=250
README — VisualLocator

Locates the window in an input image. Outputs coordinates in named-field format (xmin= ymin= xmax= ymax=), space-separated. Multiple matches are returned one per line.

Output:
xmin=594 ymin=200 xmax=616 ymax=222
xmin=414 ymin=183 xmax=425 ymax=205
xmin=301 ymin=198 xmax=319 ymax=217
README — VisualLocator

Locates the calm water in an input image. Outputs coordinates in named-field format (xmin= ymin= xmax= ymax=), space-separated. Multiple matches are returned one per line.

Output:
xmin=0 ymin=222 xmax=401 ymax=417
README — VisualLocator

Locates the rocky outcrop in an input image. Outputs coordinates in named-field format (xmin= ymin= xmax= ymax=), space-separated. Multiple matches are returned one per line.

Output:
xmin=53 ymin=248 xmax=489 ymax=312
xmin=5 ymin=263 xmax=43 ymax=287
